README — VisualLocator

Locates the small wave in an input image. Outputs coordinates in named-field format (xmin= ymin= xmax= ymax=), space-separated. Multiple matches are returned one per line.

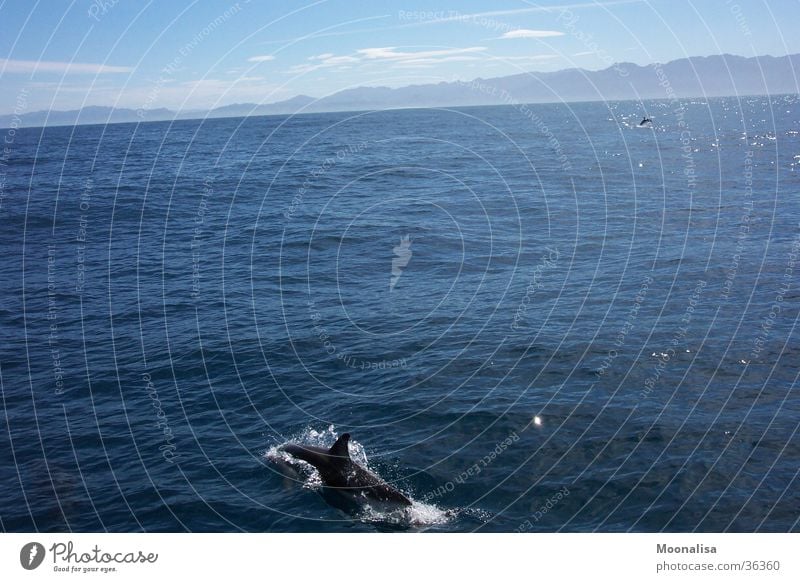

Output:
xmin=358 ymin=500 xmax=453 ymax=529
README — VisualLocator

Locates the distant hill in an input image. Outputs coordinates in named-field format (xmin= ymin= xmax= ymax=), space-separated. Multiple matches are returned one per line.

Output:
xmin=0 ymin=105 xmax=174 ymax=128
xmin=2 ymin=53 xmax=798 ymax=128
xmin=197 ymin=94 xmax=316 ymax=119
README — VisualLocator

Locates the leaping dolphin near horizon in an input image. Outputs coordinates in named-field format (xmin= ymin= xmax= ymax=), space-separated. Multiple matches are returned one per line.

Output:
xmin=279 ymin=433 xmax=413 ymax=510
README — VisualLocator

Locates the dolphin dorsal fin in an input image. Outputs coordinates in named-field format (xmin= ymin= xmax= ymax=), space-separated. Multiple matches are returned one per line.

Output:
xmin=328 ymin=433 xmax=351 ymax=459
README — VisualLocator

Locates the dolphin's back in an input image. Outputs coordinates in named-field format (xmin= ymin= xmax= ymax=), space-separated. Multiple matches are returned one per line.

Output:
xmin=281 ymin=443 xmax=331 ymax=466
xmin=346 ymin=462 xmax=412 ymax=505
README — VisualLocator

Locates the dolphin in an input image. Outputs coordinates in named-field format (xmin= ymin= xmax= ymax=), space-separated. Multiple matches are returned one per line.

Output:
xmin=280 ymin=433 xmax=413 ymax=509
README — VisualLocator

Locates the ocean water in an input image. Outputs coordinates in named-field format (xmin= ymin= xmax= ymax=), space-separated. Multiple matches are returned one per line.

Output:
xmin=1 ymin=97 xmax=799 ymax=532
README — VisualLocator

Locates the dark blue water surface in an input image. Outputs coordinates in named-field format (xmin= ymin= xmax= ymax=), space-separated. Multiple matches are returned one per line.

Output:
xmin=1 ymin=97 xmax=799 ymax=532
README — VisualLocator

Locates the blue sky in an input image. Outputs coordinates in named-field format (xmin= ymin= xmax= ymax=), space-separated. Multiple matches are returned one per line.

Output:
xmin=0 ymin=0 xmax=798 ymax=114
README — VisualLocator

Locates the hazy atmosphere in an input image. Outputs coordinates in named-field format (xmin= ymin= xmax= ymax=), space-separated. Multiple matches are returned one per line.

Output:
xmin=1 ymin=0 xmax=799 ymax=116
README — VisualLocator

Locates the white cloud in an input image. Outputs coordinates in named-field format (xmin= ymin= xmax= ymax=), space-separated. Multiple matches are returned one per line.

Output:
xmin=287 ymin=63 xmax=324 ymax=75
xmin=287 ymin=46 xmax=486 ymax=75
xmin=397 ymin=55 xmax=482 ymax=66
xmin=497 ymin=54 xmax=560 ymax=62
xmin=356 ymin=46 xmax=486 ymax=61
xmin=0 ymin=58 xmax=131 ymax=74
xmin=287 ymin=54 xmax=359 ymax=75
xmin=499 ymin=29 xmax=565 ymax=39
xmin=247 ymin=55 xmax=275 ymax=63
xmin=423 ymin=0 xmax=642 ymax=23
xmin=319 ymin=55 xmax=359 ymax=65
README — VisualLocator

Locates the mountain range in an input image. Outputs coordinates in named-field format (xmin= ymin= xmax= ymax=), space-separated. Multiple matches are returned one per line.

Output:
xmin=2 ymin=52 xmax=799 ymax=128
